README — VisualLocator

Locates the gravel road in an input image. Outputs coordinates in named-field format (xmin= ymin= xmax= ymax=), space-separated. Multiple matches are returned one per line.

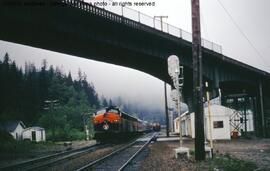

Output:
xmin=140 ymin=138 xmax=270 ymax=171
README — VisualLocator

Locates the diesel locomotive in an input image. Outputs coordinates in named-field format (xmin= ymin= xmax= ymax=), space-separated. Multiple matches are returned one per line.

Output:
xmin=93 ymin=106 xmax=150 ymax=141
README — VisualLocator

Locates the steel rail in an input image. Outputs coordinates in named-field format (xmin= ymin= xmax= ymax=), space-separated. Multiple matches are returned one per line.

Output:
xmin=75 ymin=141 xmax=137 ymax=171
xmin=118 ymin=133 xmax=157 ymax=171
xmin=0 ymin=143 xmax=103 ymax=171
xmin=76 ymin=133 xmax=157 ymax=171
xmin=25 ymin=144 xmax=108 ymax=171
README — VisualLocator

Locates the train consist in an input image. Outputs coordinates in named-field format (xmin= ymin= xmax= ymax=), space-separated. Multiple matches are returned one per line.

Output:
xmin=93 ymin=106 xmax=159 ymax=142
xmin=152 ymin=122 xmax=161 ymax=132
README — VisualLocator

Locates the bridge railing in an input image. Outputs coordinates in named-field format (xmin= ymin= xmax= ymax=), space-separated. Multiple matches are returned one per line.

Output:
xmin=61 ymin=0 xmax=222 ymax=54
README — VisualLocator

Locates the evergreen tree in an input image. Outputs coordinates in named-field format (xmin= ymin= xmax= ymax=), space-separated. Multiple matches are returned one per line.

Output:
xmin=101 ymin=96 xmax=108 ymax=107
xmin=109 ymin=99 xmax=113 ymax=106
xmin=0 ymin=53 xmax=102 ymax=140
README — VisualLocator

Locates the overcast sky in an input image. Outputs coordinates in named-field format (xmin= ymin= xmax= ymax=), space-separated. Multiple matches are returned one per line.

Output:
xmin=1 ymin=0 xmax=270 ymax=111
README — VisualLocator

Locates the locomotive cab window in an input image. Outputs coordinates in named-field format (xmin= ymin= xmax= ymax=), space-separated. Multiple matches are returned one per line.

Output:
xmin=107 ymin=109 xmax=119 ymax=114
xmin=96 ymin=109 xmax=106 ymax=115
xmin=213 ymin=121 xmax=224 ymax=128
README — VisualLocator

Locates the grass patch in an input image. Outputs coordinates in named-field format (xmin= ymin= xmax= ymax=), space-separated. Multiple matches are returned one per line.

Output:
xmin=189 ymin=149 xmax=195 ymax=155
xmin=206 ymin=154 xmax=258 ymax=171
xmin=46 ymin=128 xmax=86 ymax=141
xmin=0 ymin=140 xmax=57 ymax=154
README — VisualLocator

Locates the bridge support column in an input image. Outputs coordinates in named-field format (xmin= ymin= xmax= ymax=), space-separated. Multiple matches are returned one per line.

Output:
xmin=259 ymin=79 xmax=265 ymax=137
xmin=164 ymin=82 xmax=169 ymax=137
xmin=211 ymin=87 xmax=221 ymax=101
xmin=213 ymin=67 xmax=221 ymax=101
xmin=252 ymin=96 xmax=259 ymax=136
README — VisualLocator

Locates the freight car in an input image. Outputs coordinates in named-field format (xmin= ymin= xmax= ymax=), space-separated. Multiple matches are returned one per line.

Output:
xmin=93 ymin=106 xmax=149 ymax=142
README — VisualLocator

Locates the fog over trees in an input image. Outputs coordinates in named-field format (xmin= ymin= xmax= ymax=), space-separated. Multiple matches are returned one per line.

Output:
xmin=0 ymin=53 xmax=166 ymax=140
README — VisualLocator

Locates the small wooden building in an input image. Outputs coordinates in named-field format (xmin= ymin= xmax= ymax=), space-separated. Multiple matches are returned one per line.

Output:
xmin=174 ymin=105 xmax=254 ymax=140
xmin=22 ymin=126 xmax=46 ymax=142
xmin=0 ymin=121 xmax=26 ymax=140
xmin=174 ymin=105 xmax=231 ymax=140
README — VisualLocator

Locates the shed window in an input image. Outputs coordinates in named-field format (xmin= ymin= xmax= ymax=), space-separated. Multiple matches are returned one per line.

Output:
xmin=213 ymin=121 xmax=224 ymax=128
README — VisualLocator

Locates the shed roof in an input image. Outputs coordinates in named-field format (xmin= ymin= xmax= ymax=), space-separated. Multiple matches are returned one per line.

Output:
xmin=23 ymin=126 xmax=45 ymax=132
xmin=0 ymin=121 xmax=26 ymax=132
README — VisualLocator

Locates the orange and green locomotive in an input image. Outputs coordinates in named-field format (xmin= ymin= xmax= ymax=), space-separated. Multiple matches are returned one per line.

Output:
xmin=93 ymin=106 xmax=149 ymax=142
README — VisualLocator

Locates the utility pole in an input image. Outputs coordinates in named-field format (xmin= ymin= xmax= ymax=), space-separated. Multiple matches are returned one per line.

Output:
xmin=82 ymin=112 xmax=92 ymax=141
xmin=44 ymin=100 xmax=59 ymax=141
xmin=191 ymin=0 xmax=205 ymax=160
xmin=82 ymin=109 xmax=96 ymax=140
xmin=154 ymin=15 xmax=169 ymax=137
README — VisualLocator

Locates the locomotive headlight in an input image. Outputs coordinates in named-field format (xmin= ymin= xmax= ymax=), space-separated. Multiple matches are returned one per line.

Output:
xmin=103 ymin=123 xmax=109 ymax=130
xmin=114 ymin=119 xmax=119 ymax=123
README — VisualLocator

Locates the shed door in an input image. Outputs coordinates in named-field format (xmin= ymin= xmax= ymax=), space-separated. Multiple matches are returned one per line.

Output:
xmin=41 ymin=130 xmax=43 ymax=141
xmin=31 ymin=131 xmax=36 ymax=141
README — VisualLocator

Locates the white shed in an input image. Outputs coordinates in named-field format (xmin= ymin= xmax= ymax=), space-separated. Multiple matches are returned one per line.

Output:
xmin=203 ymin=105 xmax=231 ymax=140
xmin=0 ymin=121 xmax=26 ymax=140
xmin=22 ymin=126 xmax=46 ymax=142
xmin=174 ymin=105 xmax=252 ymax=140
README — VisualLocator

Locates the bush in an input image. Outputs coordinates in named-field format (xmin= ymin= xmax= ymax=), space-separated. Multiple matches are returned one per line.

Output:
xmin=0 ymin=141 xmax=35 ymax=153
xmin=69 ymin=129 xmax=85 ymax=140
xmin=0 ymin=130 xmax=15 ymax=142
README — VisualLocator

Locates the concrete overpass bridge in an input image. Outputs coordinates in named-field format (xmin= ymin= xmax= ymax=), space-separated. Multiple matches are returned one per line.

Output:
xmin=0 ymin=0 xmax=270 ymax=137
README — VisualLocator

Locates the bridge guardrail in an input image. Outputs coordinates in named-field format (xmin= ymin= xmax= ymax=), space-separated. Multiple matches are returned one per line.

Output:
xmin=61 ymin=0 xmax=222 ymax=54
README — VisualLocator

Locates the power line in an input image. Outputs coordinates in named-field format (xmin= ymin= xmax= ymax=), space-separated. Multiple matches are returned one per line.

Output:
xmin=216 ymin=0 xmax=270 ymax=70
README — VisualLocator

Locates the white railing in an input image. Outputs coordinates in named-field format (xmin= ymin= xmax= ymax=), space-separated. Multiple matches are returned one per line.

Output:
xmin=62 ymin=0 xmax=222 ymax=54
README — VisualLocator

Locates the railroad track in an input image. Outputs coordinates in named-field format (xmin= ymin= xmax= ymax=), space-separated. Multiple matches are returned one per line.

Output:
xmin=0 ymin=143 xmax=108 ymax=171
xmin=76 ymin=132 xmax=158 ymax=171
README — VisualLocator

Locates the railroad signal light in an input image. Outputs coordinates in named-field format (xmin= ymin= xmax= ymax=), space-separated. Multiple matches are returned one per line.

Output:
xmin=168 ymin=55 xmax=180 ymax=79
xmin=168 ymin=55 xmax=184 ymax=148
